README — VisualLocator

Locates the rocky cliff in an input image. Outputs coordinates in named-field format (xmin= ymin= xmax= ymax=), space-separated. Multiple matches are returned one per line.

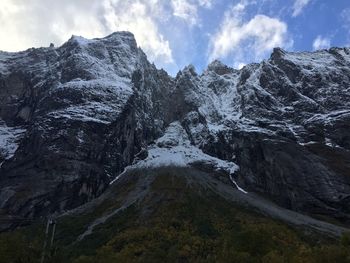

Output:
xmin=0 ymin=32 xmax=350 ymax=229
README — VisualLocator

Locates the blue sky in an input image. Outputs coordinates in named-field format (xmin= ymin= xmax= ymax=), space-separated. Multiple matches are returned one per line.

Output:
xmin=1 ymin=0 xmax=350 ymax=75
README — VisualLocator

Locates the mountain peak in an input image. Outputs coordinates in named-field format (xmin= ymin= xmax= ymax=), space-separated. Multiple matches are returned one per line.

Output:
xmin=105 ymin=31 xmax=135 ymax=39
xmin=270 ymin=47 xmax=286 ymax=61
xmin=68 ymin=35 xmax=92 ymax=46
xmin=102 ymin=31 xmax=138 ymax=48
xmin=207 ymin=59 xmax=235 ymax=75
xmin=178 ymin=64 xmax=197 ymax=77
xmin=65 ymin=31 xmax=138 ymax=51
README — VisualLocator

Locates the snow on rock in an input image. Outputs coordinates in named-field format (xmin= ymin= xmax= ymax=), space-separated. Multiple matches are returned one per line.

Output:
xmin=64 ymin=32 xmax=142 ymax=80
xmin=114 ymin=122 xmax=246 ymax=193
xmin=0 ymin=121 xmax=26 ymax=161
xmin=199 ymin=70 xmax=242 ymax=125
xmin=0 ymin=51 xmax=12 ymax=75
xmin=20 ymin=32 xmax=145 ymax=125
xmin=281 ymin=48 xmax=350 ymax=71
xmin=304 ymin=109 xmax=350 ymax=126
xmin=47 ymin=78 xmax=133 ymax=124
xmin=178 ymin=47 xmax=350 ymax=146
xmin=69 ymin=35 xmax=93 ymax=46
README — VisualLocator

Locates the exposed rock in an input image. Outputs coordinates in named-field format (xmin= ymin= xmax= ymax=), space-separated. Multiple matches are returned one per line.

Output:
xmin=0 ymin=32 xmax=173 ymax=225
xmin=0 ymin=32 xmax=350 ymax=229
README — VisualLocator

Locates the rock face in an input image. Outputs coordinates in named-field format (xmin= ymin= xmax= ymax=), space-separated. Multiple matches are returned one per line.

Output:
xmin=0 ymin=32 xmax=174 ymax=222
xmin=0 ymin=32 xmax=350 ymax=228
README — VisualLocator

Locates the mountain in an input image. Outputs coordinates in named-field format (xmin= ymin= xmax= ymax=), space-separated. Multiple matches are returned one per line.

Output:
xmin=0 ymin=32 xmax=175 ymax=224
xmin=0 ymin=32 xmax=350 ymax=260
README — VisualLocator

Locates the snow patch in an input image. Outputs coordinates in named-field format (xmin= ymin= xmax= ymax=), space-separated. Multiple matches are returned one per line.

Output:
xmin=111 ymin=122 xmax=247 ymax=193
xmin=0 ymin=122 xmax=26 ymax=161
xmin=48 ymin=78 xmax=133 ymax=123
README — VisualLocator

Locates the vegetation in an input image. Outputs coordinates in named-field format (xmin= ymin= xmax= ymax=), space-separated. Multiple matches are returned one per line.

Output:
xmin=0 ymin=168 xmax=349 ymax=263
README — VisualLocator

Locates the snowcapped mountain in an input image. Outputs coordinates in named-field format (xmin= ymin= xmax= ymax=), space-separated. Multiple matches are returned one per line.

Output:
xmin=0 ymin=32 xmax=350 ymax=230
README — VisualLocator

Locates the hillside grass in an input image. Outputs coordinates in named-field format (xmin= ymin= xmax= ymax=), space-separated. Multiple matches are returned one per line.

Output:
xmin=0 ymin=168 xmax=350 ymax=263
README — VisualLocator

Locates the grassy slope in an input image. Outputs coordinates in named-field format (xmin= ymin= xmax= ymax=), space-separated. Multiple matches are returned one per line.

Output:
xmin=0 ymin=167 xmax=350 ymax=263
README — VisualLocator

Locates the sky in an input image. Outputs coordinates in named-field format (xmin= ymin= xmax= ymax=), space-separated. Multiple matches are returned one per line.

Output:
xmin=0 ymin=0 xmax=350 ymax=75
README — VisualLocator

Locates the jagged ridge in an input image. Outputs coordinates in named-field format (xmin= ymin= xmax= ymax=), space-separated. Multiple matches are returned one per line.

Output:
xmin=0 ymin=32 xmax=350 ymax=230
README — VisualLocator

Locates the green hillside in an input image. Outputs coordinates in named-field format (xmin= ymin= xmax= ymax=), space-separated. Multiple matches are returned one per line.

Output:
xmin=1 ymin=168 xmax=350 ymax=263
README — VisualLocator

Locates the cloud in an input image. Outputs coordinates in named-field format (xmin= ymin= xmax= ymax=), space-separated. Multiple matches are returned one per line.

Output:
xmin=102 ymin=0 xmax=173 ymax=64
xmin=198 ymin=0 xmax=213 ymax=8
xmin=0 ymin=0 xmax=105 ymax=50
xmin=170 ymin=0 xmax=213 ymax=26
xmin=292 ymin=0 xmax=311 ymax=17
xmin=0 ymin=0 xmax=173 ymax=67
xmin=312 ymin=36 xmax=331 ymax=50
xmin=171 ymin=0 xmax=198 ymax=26
xmin=341 ymin=8 xmax=350 ymax=32
xmin=341 ymin=8 xmax=350 ymax=22
xmin=208 ymin=2 xmax=291 ymax=68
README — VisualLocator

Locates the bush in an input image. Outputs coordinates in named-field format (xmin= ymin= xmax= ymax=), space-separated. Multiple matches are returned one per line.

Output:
xmin=341 ymin=232 xmax=350 ymax=247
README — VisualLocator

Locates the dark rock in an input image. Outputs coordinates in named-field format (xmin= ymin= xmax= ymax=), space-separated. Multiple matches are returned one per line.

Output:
xmin=1 ymin=32 xmax=350 ymax=229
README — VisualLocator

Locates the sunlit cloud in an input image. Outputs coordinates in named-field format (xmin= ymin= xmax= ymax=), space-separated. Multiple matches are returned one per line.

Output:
xmin=102 ymin=0 xmax=173 ymax=64
xmin=170 ymin=0 xmax=213 ymax=26
xmin=312 ymin=35 xmax=331 ymax=50
xmin=208 ymin=1 xmax=292 ymax=68
xmin=0 ymin=0 xmax=174 ymax=69
xmin=0 ymin=0 xmax=346 ymax=74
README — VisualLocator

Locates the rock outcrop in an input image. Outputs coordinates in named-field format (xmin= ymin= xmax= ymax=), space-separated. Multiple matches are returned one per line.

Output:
xmin=0 ymin=32 xmax=350 ymax=228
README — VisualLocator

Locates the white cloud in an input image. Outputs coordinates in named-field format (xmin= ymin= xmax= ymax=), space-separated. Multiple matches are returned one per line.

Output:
xmin=170 ymin=0 xmax=213 ymax=26
xmin=171 ymin=0 xmax=198 ymax=26
xmin=312 ymin=36 xmax=331 ymax=50
xmin=0 ymin=0 xmax=106 ymax=50
xmin=208 ymin=2 xmax=291 ymax=67
xmin=292 ymin=0 xmax=311 ymax=17
xmin=198 ymin=0 xmax=213 ymax=8
xmin=102 ymin=0 xmax=173 ymax=64
xmin=0 ymin=0 xmax=173 ymax=66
